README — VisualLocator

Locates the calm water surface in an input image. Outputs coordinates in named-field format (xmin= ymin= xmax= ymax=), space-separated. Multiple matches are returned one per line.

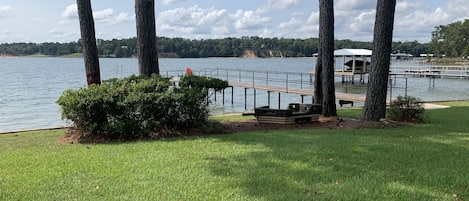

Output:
xmin=1 ymin=57 xmax=469 ymax=133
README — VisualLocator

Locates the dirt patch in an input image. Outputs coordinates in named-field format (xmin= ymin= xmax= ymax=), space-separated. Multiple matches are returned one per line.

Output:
xmin=59 ymin=116 xmax=398 ymax=144
xmin=240 ymin=50 xmax=257 ymax=58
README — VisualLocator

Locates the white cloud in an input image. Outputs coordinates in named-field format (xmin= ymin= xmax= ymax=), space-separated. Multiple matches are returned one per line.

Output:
xmin=391 ymin=0 xmax=469 ymax=41
xmin=332 ymin=0 xmax=448 ymax=42
xmin=159 ymin=6 xmax=211 ymax=32
xmin=1 ymin=30 xmax=11 ymax=41
xmin=115 ymin=13 xmax=133 ymax=24
xmin=157 ymin=5 xmax=278 ymax=38
xmin=96 ymin=31 xmax=126 ymax=39
xmin=267 ymin=0 xmax=299 ymax=10
xmin=0 ymin=5 xmax=13 ymax=18
xmin=335 ymin=0 xmax=375 ymax=11
xmin=61 ymin=4 xmax=132 ymax=25
xmin=303 ymin=11 xmax=320 ymax=33
xmin=62 ymin=4 xmax=77 ymax=19
xmin=257 ymin=0 xmax=300 ymax=13
xmin=48 ymin=27 xmax=77 ymax=41
xmin=430 ymin=0 xmax=469 ymax=23
xmin=159 ymin=6 xmax=235 ymax=36
xmin=306 ymin=11 xmax=319 ymax=24
xmin=49 ymin=27 xmax=65 ymax=35
xmin=2 ymin=0 xmax=466 ymax=43
xmin=333 ymin=0 xmax=377 ymax=41
xmin=93 ymin=8 xmax=114 ymax=23
xmin=162 ymin=0 xmax=188 ymax=5
xmin=233 ymin=10 xmax=271 ymax=29
xmin=278 ymin=17 xmax=301 ymax=29
xmin=349 ymin=11 xmax=375 ymax=33
xmin=276 ymin=13 xmax=318 ymax=38
xmin=396 ymin=1 xmax=419 ymax=11
xmin=335 ymin=0 xmax=376 ymax=12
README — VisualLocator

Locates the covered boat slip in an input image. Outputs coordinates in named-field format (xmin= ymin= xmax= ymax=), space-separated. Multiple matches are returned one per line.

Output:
xmin=311 ymin=48 xmax=372 ymax=84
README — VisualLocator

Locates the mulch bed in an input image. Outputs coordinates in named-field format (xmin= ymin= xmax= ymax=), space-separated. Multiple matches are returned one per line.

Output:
xmin=60 ymin=116 xmax=398 ymax=144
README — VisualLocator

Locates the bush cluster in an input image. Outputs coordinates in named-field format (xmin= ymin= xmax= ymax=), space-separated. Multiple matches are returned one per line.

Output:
xmin=178 ymin=75 xmax=230 ymax=92
xmin=56 ymin=74 xmax=228 ymax=140
xmin=388 ymin=96 xmax=425 ymax=122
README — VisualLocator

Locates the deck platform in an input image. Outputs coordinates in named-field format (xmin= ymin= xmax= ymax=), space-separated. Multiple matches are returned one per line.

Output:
xmin=256 ymin=114 xmax=320 ymax=124
xmin=228 ymin=80 xmax=368 ymax=103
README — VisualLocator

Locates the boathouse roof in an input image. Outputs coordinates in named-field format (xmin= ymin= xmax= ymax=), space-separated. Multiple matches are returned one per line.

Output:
xmin=333 ymin=49 xmax=372 ymax=56
xmin=313 ymin=48 xmax=372 ymax=57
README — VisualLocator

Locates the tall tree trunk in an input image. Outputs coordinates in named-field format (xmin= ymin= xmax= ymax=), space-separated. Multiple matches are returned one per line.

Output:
xmin=319 ymin=0 xmax=337 ymax=117
xmin=314 ymin=53 xmax=323 ymax=104
xmin=362 ymin=0 xmax=396 ymax=121
xmin=76 ymin=0 xmax=100 ymax=85
xmin=135 ymin=0 xmax=159 ymax=76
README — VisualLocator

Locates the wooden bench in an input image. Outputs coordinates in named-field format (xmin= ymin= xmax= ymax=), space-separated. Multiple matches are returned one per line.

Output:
xmin=339 ymin=100 xmax=354 ymax=107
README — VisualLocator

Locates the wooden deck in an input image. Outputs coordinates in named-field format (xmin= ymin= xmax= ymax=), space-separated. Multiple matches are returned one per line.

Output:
xmin=309 ymin=70 xmax=369 ymax=84
xmin=228 ymin=81 xmax=368 ymax=102
xmin=309 ymin=70 xmax=368 ymax=76
xmin=256 ymin=114 xmax=320 ymax=124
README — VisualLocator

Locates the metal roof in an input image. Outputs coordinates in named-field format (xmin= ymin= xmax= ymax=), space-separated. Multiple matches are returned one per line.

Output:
xmin=333 ymin=49 xmax=372 ymax=56
xmin=313 ymin=48 xmax=373 ymax=57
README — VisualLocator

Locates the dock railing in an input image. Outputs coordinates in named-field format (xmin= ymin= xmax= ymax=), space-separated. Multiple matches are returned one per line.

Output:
xmin=195 ymin=68 xmax=314 ymax=92
xmin=161 ymin=68 xmax=414 ymax=104
xmin=390 ymin=64 xmax=469 ymax=78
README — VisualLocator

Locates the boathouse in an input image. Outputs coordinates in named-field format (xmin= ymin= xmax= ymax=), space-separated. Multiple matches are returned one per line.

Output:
xmin=312 ymin=48 xmax=372 ymax=84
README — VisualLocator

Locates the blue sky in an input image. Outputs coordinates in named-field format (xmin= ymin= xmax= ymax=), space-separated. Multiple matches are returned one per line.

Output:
xmin=0 ymin=0 xmax=467 ymax=43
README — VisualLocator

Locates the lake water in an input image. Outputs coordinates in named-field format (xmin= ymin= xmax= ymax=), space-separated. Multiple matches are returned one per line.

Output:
xmin=1 ymin=57 xmax=469 ymax=133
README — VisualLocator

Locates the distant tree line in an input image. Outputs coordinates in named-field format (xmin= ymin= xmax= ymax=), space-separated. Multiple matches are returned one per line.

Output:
xmin=431 ymin=19 xmax=469 ymax=58
xmin=0 ymin=36 xmax=429 ymax=58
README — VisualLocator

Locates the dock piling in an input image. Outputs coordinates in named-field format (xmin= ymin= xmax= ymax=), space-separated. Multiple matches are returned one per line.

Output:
xmin=278 ymin=93 xmax=281 ymax=109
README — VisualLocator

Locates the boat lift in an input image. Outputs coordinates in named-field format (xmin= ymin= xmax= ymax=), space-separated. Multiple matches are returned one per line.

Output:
xmin=312 ymin=48 xmax=372 ymax=84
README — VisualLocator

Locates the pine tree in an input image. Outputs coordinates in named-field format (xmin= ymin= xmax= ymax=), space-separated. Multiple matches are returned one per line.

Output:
xmin=76 ymin=0 xmax=101 ymax=85
xmin=318 ymin=0 xmax=337 ymax=117
xmin=362 ymin=0 xmax=396 ymax=120
xmin=135 ymin=0 xmax=159 ymax=76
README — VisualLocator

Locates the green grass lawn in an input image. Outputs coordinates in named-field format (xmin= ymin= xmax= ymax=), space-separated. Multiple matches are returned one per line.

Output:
xmin=1 ymin=102 xmax=469 ymax=200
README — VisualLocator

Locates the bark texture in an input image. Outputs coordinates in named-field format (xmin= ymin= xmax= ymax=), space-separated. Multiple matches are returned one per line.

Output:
xmin=319 ymin=0 xmax=337 ymax=117
xmin=76 ymin=0 xmax=101 ymax=85
xmin=362 ymin=0 xmax=396 ymax=121
xmin=135 ymin=0 xmax=159 ymax=76
xmin=314 ymin=53 xmax=323 ymax=104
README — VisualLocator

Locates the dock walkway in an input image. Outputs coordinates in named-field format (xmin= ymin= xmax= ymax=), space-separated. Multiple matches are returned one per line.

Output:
xmin=228 ymin=80 xmax=367 ymax=102
xmin=170 ymin=68 xmax=386 ymax=105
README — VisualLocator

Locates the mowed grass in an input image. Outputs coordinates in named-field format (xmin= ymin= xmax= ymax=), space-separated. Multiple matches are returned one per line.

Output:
xmin=1 ymin=103 xmax=469 ymax=200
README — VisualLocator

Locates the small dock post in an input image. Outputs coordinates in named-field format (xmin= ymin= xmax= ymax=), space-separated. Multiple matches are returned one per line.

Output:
xmin=278 ymin=93 xmax=281 ymax=109
xmin=268 ymin=91 xmax=271 ymax=107
xmin=231 ymin=87 xmax=234 ymax=104
xmin=254 ymin=89 xmax=257 ymax=109
xmin=244 ymin=88 xmax=247 ymax=110
xmin=428 ymin=76 xmax=436 ymax=88
xmin=222 ymin=89 xmax=225 ymax=105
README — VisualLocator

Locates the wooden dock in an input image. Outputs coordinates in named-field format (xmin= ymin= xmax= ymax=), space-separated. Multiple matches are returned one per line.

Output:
xmin=309 ymin=70 xmax=369 ymax=84
xmin=169 ymin=68 xmax=395 ymax=108
xmin=228 ymin=81 xmax=367 ymax=102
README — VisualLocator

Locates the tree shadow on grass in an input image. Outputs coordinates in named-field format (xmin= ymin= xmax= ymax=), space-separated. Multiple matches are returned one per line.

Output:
xmin=205 ymin=107 xmax=469 ymax=200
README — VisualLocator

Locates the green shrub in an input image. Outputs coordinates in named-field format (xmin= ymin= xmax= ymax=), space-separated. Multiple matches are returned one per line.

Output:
xmin=57 ymin=74 xmax=228 ymax=140
xmin=179 ymin=75 xmax=229 ymax=92
xmin=388 ymin=96 xmax=425 ymax=122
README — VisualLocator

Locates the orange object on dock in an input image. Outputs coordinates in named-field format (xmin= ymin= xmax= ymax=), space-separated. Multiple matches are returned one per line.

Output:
xmin=186 ymin=67 xmax=193 ymax=75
